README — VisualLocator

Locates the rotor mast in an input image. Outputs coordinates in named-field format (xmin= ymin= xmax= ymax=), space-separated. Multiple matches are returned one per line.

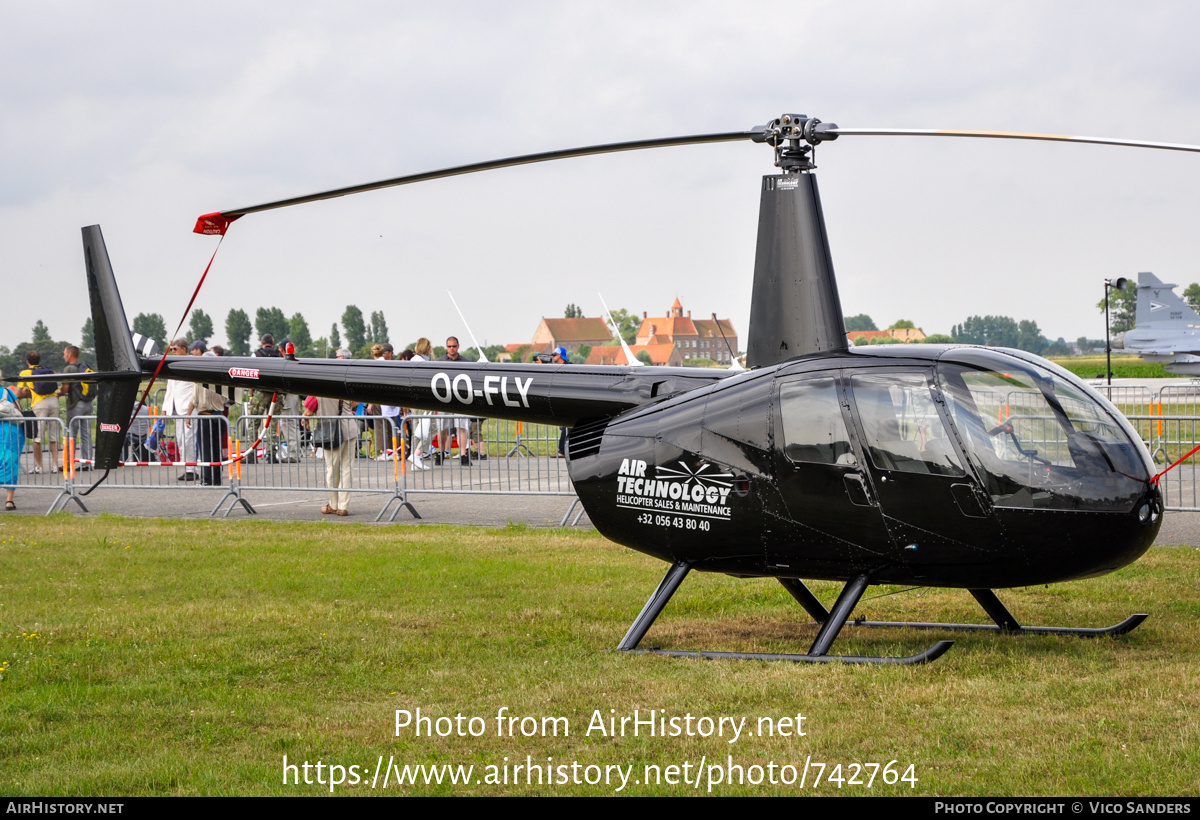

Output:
xmin=745 ymin=114 xmax=849 ymax=368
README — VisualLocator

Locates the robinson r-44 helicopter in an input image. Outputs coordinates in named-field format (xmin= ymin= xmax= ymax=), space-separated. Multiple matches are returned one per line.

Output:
xmin=66 ymin=113 xmax=1199 ymax=664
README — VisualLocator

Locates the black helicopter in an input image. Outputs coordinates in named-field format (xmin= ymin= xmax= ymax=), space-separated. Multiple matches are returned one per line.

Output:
xmin=67 ymin=114 xmax=1196 ymax=664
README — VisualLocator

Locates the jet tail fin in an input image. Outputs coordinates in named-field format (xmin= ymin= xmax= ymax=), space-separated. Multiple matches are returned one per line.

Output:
xmin=1134 ymin=271 xmax=1200 ymax=328
xmin=82 ymin=225 xmax=145 ymax=470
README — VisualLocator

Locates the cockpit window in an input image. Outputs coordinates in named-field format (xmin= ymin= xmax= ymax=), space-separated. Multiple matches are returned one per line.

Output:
xmin=850 ymin=372 xmax=964 ymax=477
xmin=778 ymin=378 xmax=856 ymax=465
xmin=937 ymin=354 xmax=1148 ymax=512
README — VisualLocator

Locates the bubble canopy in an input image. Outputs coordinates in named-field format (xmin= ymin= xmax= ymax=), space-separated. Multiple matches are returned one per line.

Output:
xmin=935 ymin=349 xmax=1153 ymax=513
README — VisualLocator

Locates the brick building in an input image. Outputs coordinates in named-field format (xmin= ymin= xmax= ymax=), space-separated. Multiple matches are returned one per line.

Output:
xmin=846 ymin=327 xmax=926 ymax=344
xmin=584 ymin=343 xmax=682 ymax=367
xmin=531 ymin=317 xmax=613 ymax=355
xmin=635 ymin=298 xmax=739 ymax=364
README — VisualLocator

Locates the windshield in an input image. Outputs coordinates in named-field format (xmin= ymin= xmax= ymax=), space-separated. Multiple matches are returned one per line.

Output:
xmin=937 ymin=351 xmax=1150 ymax=512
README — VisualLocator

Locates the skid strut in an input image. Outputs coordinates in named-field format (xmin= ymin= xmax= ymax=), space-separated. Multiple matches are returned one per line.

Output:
xmin=779 ymin=579 xmax=1148 ymax=638
xmin=618 ymin=565 xmax=952 ymax=665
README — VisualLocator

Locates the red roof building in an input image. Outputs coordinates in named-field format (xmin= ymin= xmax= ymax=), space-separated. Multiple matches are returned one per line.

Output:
xmin=846 ymin=328 xmax=926 ymax=344
xmin=584 ymin=343 xmax=682 ymax=367
xmin=635 ymin=298 xmax=739 ymax=364
xmin=531 ymin=317 xmax=613 ymax=354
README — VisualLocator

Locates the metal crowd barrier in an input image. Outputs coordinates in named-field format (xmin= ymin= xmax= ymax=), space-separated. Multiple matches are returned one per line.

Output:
xmin=399 ymin=413 xmax=574 ymax=495
xmin=62 ymin=412 xmax=256 ymax=517
xmin=397 ymin=413 xmax=581 ymax=524
xmin=51 ymin=412 xmax=581 ymax=523
xmin=233 ymin=414 xmax=416 ymax=521
xmin=1128 ymin=414 xmax=1200 ymax=511
xmin=1091 ymin=384 xmax=1155 ymax=410
xmin=237 ymin=412 xmax=578 ymax=520
xmin=61 ymin=413 xmax=413 ymax=521
xmin=0 ymin=416 xmax=77 ymax=516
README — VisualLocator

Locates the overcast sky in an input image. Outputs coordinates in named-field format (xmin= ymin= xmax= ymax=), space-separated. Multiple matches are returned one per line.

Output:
xmin=4 ymin=1 xmax=1200 ymax=354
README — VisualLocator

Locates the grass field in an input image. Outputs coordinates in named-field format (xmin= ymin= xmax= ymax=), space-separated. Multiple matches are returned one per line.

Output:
xmin=2 ymin=515 xmax=1198 ymax=796
xmin=1048 ymin=356 xmax=1180 ymax=380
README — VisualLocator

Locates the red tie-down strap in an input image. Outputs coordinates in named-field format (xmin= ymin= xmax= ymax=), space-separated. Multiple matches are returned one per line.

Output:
xmin=129 ymin=231 xmax=229 ymax=423
xmin=1151 ymin=442 xmax=1200 ymax=486
xmin=82 ymin=220 xmax=236 ymax=494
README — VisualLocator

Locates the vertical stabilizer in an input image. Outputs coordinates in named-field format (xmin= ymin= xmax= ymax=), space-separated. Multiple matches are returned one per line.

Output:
xmin=1135 ymin=271 xmax=1200 ymax=328
xmin=82 ymin=225 xmax=142 ymax=470
xmin=746 ymin=174 xmax=848 ymax=368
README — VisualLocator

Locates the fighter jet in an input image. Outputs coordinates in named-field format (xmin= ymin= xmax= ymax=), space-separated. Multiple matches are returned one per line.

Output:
xmin=1114 ymin=272 xmax=1200 ymax=375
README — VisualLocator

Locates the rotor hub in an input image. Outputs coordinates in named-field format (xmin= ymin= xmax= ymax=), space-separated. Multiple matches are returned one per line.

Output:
xmin=752 ymin=114 xmax=839 ymax=173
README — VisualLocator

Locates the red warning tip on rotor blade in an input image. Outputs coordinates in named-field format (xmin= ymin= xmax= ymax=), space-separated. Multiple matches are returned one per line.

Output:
xmin=192 ymin=212 xmax=241 ymax=235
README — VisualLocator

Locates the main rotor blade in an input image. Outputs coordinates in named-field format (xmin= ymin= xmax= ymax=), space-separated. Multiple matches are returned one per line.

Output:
xmin=826 ymin=128 xmax=1200 ymax=154
xmin=213 ymin=131 xmax=761 ymax=221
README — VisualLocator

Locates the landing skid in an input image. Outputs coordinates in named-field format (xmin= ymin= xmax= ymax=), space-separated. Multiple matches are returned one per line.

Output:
xmin=617 ymin=564 xmax=952 ymax=665
xmin=781 ymin=580 xmax=1148 ymax=639
xmin=627 ymin=644 xmax=953 ymax=666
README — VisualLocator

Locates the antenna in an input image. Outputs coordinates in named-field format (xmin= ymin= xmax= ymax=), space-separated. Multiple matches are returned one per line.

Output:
xmin=598 ymin=293 xmax=643 ymax=367
xmin=447 ymin=291 xmax=488 ymax=362
xmin=713 ymin=313 xmax=744 ymax=371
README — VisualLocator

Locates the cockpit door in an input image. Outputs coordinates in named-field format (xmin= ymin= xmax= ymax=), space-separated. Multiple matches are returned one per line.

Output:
xmin=769 ymin=373 xmax=894 ymax=573
xmin=844 ymin=369 xmax=1005 ymax=568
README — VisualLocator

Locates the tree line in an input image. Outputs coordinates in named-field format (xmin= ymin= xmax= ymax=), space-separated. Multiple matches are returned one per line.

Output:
xmin=127 ymin=306 xmax=392 ymax=359
xmin=0 ymin=299 xmax=646 ymax=377
xmin=845 ymin=314 xmax=1074 ymax=356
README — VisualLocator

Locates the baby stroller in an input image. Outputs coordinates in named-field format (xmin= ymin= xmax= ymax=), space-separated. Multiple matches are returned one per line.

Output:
xmin=143 ymin=419 xmax=181 ymax=463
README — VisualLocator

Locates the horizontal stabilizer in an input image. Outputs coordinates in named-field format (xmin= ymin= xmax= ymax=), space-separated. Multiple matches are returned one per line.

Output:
xmin=131 ymin=332 xmax=162 ymax=357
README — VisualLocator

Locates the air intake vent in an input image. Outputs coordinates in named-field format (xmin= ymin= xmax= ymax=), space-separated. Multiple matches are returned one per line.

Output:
xmin=567 ymin=417 xmax=609 ymax=460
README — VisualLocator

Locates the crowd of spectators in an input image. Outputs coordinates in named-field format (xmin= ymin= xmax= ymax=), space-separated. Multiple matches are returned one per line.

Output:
xmin=2 ymin=330 xmax=509 ymax=516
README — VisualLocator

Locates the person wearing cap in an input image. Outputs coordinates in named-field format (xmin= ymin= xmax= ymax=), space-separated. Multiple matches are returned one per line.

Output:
xmin=552 ymin=347 xmax=570 ymax=456
xmin=248 ymin=333 xmax=296 ymax=462
xmin=248 ymin=334 xmax=280 ymax=415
